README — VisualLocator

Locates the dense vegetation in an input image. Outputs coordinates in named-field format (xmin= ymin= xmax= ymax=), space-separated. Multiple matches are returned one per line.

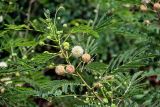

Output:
xmin=0 ymin=0 xmax=160 ymax=107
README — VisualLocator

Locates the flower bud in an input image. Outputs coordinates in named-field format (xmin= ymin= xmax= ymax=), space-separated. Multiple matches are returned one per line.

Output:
xmin=0 ymin=87 xmax=5 ymax=93
xmin=62 ymin=42 xmax=70 ymax=50
xmin=47 ymin=36 xmax=52 ymax=39
xmin=144 ymin=20 xmax=150 ymax=25
xmin=71 ymin=46 xmax=84 ymax=58
xmin=55 ymin=65 xmax=65 ymax=75
xmin=103 ymin=98 xmax=108 ymax=103
xmin=0 ymin=15 xmax=3 ymax=23
xmin=47 ymin=63 xmax=54 ymax=69
xmin=66 ymin=65 xmax=75 ymax=74
xmin=39 ymin=41 xmax=45 ymax=45
xmin=15 ymin=72 xmax=20 ymax=77
xmin=57 ymin=30 xmax=63 ymax=35
xmin=140 ymin=5 xmax=147 ymax=12
xmin=82 ymin=53 xmax=91 ymax=63
xmin=0 ymin=62 xmax=8 ymax=68
xmin=63 ymin=24 xmax=67 ymax=27
xmin=57 ymin=17 xmax=61 ymax=20
xmin=111 ymin=104 xmax=116 ymax=107
xmin=153 ymin=3 xmax=160 ymax=10
xmin=22 ymin=55 xmax=27 ymax=59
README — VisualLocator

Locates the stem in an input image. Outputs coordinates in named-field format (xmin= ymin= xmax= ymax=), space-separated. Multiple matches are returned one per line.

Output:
xmin=58 ymin=37 xmax=70 ymax=64
xmin=100 ymin=87 xmax=107 ymax=98
xmin=57 ymin=94 xmax=95 ymax=98
xmin=76 ymin=72 xmax=92 ymax=90
xmin=92 ymin=4 xmax=100 ymax=28
xmin=76 ymin=64 xmax=103 ymax=103
xmin=76 ymin=61 xmax=83 ymax=69
xmin=63 ymin=33 xmax=71 ymax=43
xmin=123 ymin=81 xmax=131 ymax=96
xmin=44 ymin=44 xmax=59 ymax=48
xmin=25 ymin=0 xmax=35 ymax=37
xmin=117 ymin=81 xmax=132 ymax=106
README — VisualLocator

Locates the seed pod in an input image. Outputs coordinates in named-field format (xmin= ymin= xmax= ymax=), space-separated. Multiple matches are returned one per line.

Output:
xmin=140 ymin=5 xmax=147 ymax=12
xmin=66 ymin=65 xmax=75 ymax=74
xmin=55 ymin=65 xmax=65 ymax=75
xmin=82 ymin=53 xmax=91 ymax=63
xmin=153 ymin=3 xmax=160 ymax=10
xmin=15 ymin=83 xmax=23 ymax=87
xmin=93 ymin=82 xmax=103 ymax=88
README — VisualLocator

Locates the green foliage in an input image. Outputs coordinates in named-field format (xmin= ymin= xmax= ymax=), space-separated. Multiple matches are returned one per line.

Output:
xmin=71 ymin=25 xmax=99 ymax=38
xmin=108 ymin=47 xmax=157 ymax=73
xmin=86 ymin=62 xmax=107 ymax=75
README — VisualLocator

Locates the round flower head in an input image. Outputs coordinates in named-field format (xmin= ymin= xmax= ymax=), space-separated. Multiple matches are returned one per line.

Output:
xmin=153 ymin=3 xmax=160 ymax=10
xmin=55 ymin=65 xmax=65 ymax=75
xmin=66 ymin=65 xmax=75 ymax=74
xmin=140 ymin=5 xmax=147 ymax=12
xmin=141 ymin=0 xmax=151 ymax=4
xmin=71 ymin=46 xmax=84 ymax=58
xmin=0 ymin=62 xmax=8 ymax=68
xmin=82 ymin=53 xmax=91 ymax=63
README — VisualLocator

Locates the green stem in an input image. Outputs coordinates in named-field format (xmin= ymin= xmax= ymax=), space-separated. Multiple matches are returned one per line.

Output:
xmin=76 ymin=64 xmax=103 ymax=103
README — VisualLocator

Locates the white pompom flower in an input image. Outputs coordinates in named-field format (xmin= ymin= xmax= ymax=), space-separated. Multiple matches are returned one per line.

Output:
xmin=141 ymin=0 xmax=151 ymax=4
xmin=0 ymin=62 xmax=8 ymax=68
xmin=71 ymin=46 xmax=84 ymax=58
